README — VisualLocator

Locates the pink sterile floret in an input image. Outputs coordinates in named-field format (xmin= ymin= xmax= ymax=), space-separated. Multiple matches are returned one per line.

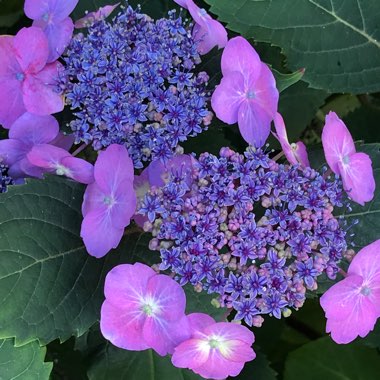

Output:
xmin=273 ymin=112 xmax=309 ymax=167
xmin=0 ymin=27 xmax=64 ymax=128
xmin=174 ymin=0 xmax=227 ymax=55
xmin=321 ymin=111 xmax=375 ymax=205
xmin=100 ymin=262 xmax=191 ymax=356
xmin=211 ymin=37 xmax=279 ymax=148
xmin=172 ymin=313 xmax=256 ymax=379
xmin=24 ymin=0 xmax=78 ymax=62
xmin=27 ymin=144 xmax=94 ymax=184
xmin=80 ymin=144 xmax=136 ymax=258
xmin=320 ymin=239 xmax=380 ymax=344
xmin=75 ymin=3 xmax=120 ymax=28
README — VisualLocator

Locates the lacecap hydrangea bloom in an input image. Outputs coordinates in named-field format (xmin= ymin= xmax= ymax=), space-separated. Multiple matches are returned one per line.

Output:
xmin=0 ymin=165 xmax=13 ymax=193
xmin=63 ymin=3 xmax=211 ymax=168
xmin=139 ymin=146 xmax=352 ymax=326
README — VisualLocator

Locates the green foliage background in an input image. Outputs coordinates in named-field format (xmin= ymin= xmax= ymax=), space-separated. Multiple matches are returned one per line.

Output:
xmin=0 ymin=0 xmax=380 ymax=379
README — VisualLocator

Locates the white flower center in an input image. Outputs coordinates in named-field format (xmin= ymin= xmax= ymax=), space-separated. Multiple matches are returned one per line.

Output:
xmin=342 ymin=155 xmax=350 ymax=165
xmin=360 ymin=286 xmax=371 ymax=296
xmin=140 ymin=296 xmax=160 ymax=317
xmin=246 ymin=90 xmax=255 ymax=99
xmin=55 ymin=165 xmax=71 ymax=177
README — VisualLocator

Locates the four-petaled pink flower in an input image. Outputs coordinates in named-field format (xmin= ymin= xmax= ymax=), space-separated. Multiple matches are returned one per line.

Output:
xmin=211 ymin=37 xmax=279 ymax=148
xmin=0 ymin=27 xmax=64 ymax=128
xmin=27 ymin=144 xmax=94 ymax=184
xmin=320 ymin=239 xmax=380 ymax=344
xmin=172 ymin=313 xmax=255 ymax=379
xmin=174 ymin=0 xmax=227 ymax=54
xmin=273 ymin=112 xmax=309 ymax=167
xmin=0 ymin=113 xmax=59 ymax=179
xmin=100 ymin=263 xmax=191 ymax=356
xmin=24 ymin=0 xmax=78 ymax=62
xmin=80 ymin=144 xmax=136 ymax=258
xmin=75 ymin=3 xmax=120 ymax=28
xmin=322 ymin=111 xmax=375 ymax=205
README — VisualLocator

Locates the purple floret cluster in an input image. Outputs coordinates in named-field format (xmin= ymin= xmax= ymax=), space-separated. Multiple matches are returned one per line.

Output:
xmin=140 ymin=147 xmax=351 ymax=326
xmin=63 ymin=5 xmax=211 ymax=168
xmin=0 ymin=165 xmax=13 ymax=193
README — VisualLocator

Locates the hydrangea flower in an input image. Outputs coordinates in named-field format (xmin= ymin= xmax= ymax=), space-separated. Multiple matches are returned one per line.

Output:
xmin=273 ymin=113 xmax=309 ymax=167
xmin=0 ymin=113 xmax=59 ymax=179
xmin=140 ymin=147 xmax=350 ymax=325
xmin=172 ymin=313 xmax=255 ymax=379
xmin=174 ymin=0 xmax=227 ymax=54
xmin=24 ymin=0 xmax=78 ymax=62
xmin=75 ymin=3 xmax=120 ymax=28
xmin=27 ymin=144 xmax=94 ymax=184
xmin=320 ymin=239 xmax=380 ymax=344
xmin=211 ymin=37 xmax=279 ymax=148
xmin=0 ymin=165 xmax=13 ymax=193
xmin=322 ymin=111 xmax=375 ymax=205
xmin=0 ymin=27 xmax=64 ymax=128
xmin=63 ymin=5 xmax=210 ymax=168
xmin=80 ymin=144 xmax=136 ymax=257
xmin=101 ymin=263 xmax=190 ymax=356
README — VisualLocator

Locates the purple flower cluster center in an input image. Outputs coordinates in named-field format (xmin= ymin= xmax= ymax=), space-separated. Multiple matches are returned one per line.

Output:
xmin=140 ymin=147 xmax=350 ymax=326
xmin=0 ymin=165 xmax=13 ymax=193
xmin=63 ymin=5 xmax=210 ymax=168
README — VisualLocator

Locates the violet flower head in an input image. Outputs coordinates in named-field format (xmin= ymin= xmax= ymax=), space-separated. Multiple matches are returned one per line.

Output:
xmin=75 ymin=3 xmax=120 ymax=28
xmin=80 ymin=144 xmax=136 ymax=258
xmin=175 ymin=0 xmax=227 ymax=54
xmin=172 ymin=313 xmax=255 ymax=379
xmin=211 ymin=37 xmax=279 ymax=148
xmin=322 ymin=111 xmax=375 ymax=205
xmin=320 ymin=239 xmax=380 ymax=344
xmin=0 ymin=27 xmax=64 ymax=128
xmin=24 ymin=0 xmax=78 ymax=62
xmin=0 ymin=113 xmax=59 ymax=179
xmin=27 ymin=144 xmax=94 ymax=184
xmin=273 ymin=112 xmax=309 ymax=168
xmin=101 ymin=263 xmax=191 ymax=356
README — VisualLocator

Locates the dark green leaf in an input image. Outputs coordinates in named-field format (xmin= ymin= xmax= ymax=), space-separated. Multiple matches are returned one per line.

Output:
xmin=205 ymin=0 xmax=380 ymax=93
xmin=273 ymin=68 xmax=305 ymax=93
xmin=0 ymin=176 xmax=151 ymax=345
xmin=284 ymin=337 xmax=380 ymax=380
xmin=0 ymin=0 xmax=24 ymax=28
xmin=361 ymin=321 xmax=380 ymax=349
xmin=87 ymin=344 xmax=200 ymax=380
xmin=0 ymin=339 xmax=52 ymax=379
xmin=239 ymin=348 xmax=277 ymax=380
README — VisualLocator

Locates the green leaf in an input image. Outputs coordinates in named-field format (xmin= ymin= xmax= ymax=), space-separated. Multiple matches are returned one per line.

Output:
xmin=239 ymin=348 xmax=277 ymax=380
xmin=273 ymin=68 xmax=305 ymax=93
xmin=205 ymin=0 xmax=380 ymax=93
xmin=0 ymin=176 xmax=151 ymax=345
xmin=284 ymin=337 xmax=380 ymax=380
xmin=335 ymin=143 xmax=380 ymax=249
xmin=0 ymin=339 xmax=52 ymax=379
xmin=0 ymin=0 xmax=24 ymax=28
xmin=87 ymin=344 xmax=201 ymax=380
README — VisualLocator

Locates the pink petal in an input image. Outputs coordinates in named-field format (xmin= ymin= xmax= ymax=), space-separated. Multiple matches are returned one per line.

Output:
xmin=94 ymin=144 xmax=134 ymax=194
xmin=204 ymin=322 xmax=255 ymax=346
xmin=51 ymin=132 xmax=75 ymax=150
xmin=172 ymin=338 xmax=210 ymax=369
xmin=187 ymin=313 xmax=215 ymax=335
xmin=13 ymin=27 xmax=48 ymax=74
xmin=18 ymin=158 xmax=45 ymax=178
xmin=211 ymin=71 xmax=245 ymax=124
xmin=322 ymin=111 xmax=356 ymax=174
xmin=193 ymin=349 xmax=245 ymax=379
xmin=80 ymin=208 xmax=124 ymax=258
xmin=0 ymin=139 xmax=28 ymax=166
xmin=192 ymin=20 xmax=227 ymax=55
xmin=0 ymin=79 xmax=26 ymax=129
xmin=9 ymin=113 xmax=59 ymax=145
xmin=49 ymin=0 xmax=79 ymax=21
xmin=75 ymin=4 xmax=120 ymax=28
xmin=143 ymin=314 xmax=191 ymax=356
xmin=40 ymin=18 xmax=74 ymax=62
xmin=294 ymin=142 xmax=310 ymax=167
xmin=82 ymin=182 xmax=107 ymax=216
xmin=273 ymin=112 xmax=296 ymax=164
xmin=0 ymin=36 xmax=20 ymax=79
xmin=349 ymin=240 xmax=380 ymax=281
xmin=238 ymin=100 xmax=271 ymax=147
xmin=221 ymin=37 xmax=261 ymax=84
xmin=22 ymin=62 xmax=64 ymax=115
xmin=146 ymin=275 xmax=187 ymax=321
xmin=100 ymin=300 xmax=149 ymax=351
xmin=27 ymin=144 xmax=69 ymax=170
xmin=339 ymin=152 xmax=375 ymax=206
xmin=173 ymin=0 xmax=189 ymax=9
xmin=320 ymin=274 xmax=364 ymax=320
xmin=60 ymin=156 xmax=94 ymax=184
xmin=24 ymin=0 xmax=49 ymax=20
xmin=218 ymin=339 xmax=256 ymax=363
xmin=104 ymin=263 xmax=156 ymax=307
